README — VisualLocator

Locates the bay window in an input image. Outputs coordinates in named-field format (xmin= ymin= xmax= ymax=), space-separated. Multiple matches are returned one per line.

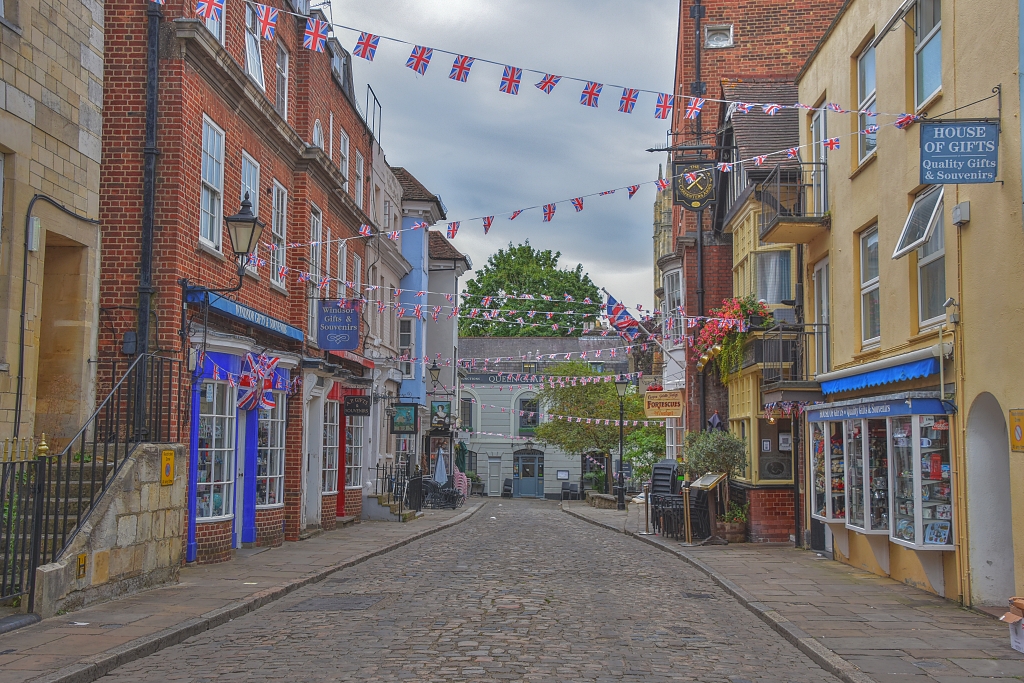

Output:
xmin=346 ymin=414 xmax=364 ymax=488
xmin=323 ymin=400 xmax=340 ymax=494
xmin=197 ymin=382 xmax=234 ymax=519
xmin=256 ymin=395 xmax=285 ymax=507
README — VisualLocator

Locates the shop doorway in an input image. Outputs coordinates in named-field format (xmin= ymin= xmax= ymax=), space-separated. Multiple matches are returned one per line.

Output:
xmin=304 ymin=394 xmax=323 ymax=529
xmin=233 ymin=411 xmax=247 ymax=548
xmin=513 ymin=448 xmax=544 ymax=498
xmin=966 ymin=393 xmax=1016 ymax=605
xmin=487 ymin=459 xmax=502 ymax=496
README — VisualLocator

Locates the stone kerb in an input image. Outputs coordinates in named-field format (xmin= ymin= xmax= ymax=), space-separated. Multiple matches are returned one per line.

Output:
xmin=586 ymin=490 xmax=626 ymax=510
xmin=33 ymin=443 xmax=188 ymax=618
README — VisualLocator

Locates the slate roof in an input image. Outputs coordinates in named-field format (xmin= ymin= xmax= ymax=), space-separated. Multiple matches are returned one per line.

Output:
xmin=391 ymin=167 xmax=446 ymax=218
xmin=428 ymin=230 xmax=466 ymax=262
xmin=720 ymin=79 xmax=800 ymax=168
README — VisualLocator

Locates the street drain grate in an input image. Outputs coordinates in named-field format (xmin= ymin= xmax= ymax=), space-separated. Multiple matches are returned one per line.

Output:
xmin=286 ymin=595 xmax=385 ymax=611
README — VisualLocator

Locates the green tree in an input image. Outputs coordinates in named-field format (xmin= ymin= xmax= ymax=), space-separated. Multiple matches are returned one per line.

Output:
xmin=459 ymin=242 xmax=602 ymax=337
xmin=624 ymin=427 xmax=667 ymax=483
xmin=682 ymin=429 xmax=748 ymax=479
xmin=532 ymin=361 xmax=649 ymax=456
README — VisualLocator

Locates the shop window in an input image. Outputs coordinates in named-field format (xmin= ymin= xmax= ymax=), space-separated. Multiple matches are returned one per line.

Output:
xmin=346 ymin=414 xmax=364 ymax=487
xmin=322 ymin=400 xmax=340 ymax=494
xmin=200 ymin=117 xmax=225 ymax=250
xmin=399 ymin=319 xmax=414 ymax=377
xmin=270 ymin=182 xmax=287 ymax=286
xmin=460 ymin=397 xmax=474 ymax=431
xmin=275 ymin=45 xmax=288 ymax=118
xmin=810 ymin=421 xmax=845 ymax=521
xmin=891 ymin=414 xmax=953 ymax=548
xmin=244 ymin=4 xmax=264 ymax=88
xmin=756 ymin=251 xmax=792 ymax=304
xmin=395 ymin=435 xmax=415 ymax=471
xmin=466 ymin=450 xmax=478 ymax=474
xmin=860 ymin=227 xmax=880 ymax=344
xmin=918 ymin=211 xmax=946 ymax=325
xmin=915 ymin=0 xmax=942 ymax=107
xmin=844 ymin=418 xmax=889 ymax=533
xmin=256 ymin=393 xmax=285 ymax=506
xmin=519 ymin=398 xmax=538 ymax=435
xmin=857 ymin=44 xmax=876 ymax=160
xmin=197 ymin=382 xmax=234 ymax=519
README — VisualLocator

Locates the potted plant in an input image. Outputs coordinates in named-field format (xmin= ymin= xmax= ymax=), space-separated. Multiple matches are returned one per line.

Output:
xmin=719 ymin=502 xmax=749 ymax=543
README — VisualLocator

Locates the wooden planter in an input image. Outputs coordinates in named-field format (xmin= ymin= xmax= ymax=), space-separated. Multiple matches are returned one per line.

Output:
xmin=720 ymin=521 xmax=747 ymax=543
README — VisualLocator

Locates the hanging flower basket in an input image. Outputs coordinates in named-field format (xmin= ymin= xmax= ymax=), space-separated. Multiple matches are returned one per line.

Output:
xmin=692 ymin=295 xmax=773 ymax=384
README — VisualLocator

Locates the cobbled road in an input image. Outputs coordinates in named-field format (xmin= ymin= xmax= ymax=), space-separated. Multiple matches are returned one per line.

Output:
xmin=105 ymin=500 xmax=839 ymax=682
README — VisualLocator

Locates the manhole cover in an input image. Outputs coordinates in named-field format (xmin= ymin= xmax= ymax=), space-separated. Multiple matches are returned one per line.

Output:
xmin=286 ymin=595 xmax=384 ymax=611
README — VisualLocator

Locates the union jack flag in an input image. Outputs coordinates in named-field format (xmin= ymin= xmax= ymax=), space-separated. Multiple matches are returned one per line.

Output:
xmin=793 ymin=103 xmax=815 ymax=110
xmin=431 ymin=305 xmax=441 ymax=322
xmin=716 ymin=162 xmax=733 ymax=172
xmin=499 ymin=66 xmax=522 ymax=95
xmin=387 ymin=231 xmax=400 ymax=240
xmin=580 ymin=82 xmax=603 ymax=107
xmin=762 ymin=103 xmax=781 ymax=116
xmin=446 ymin=222 xmax=460 ymax=238
xmin=414 ymin=304 xmax=423 ymax=319
xmin=406 ymin=46 xmax=433 ymax=75
xmin=416 ymin=290 xmax=426 ymax=297
xmin=509 ymin=210 xmax=523 ymax=220
xmin=482 ymin=216 xmax=493 ymax=234
xmin=195 ymin=0 xmax=223 ymax=21
xmin=735 ymin=102 xmax=752 ymax=113
xmin=753 ymin=155 xmax=768 ymax=166
xmin=278 ymin=266 xmax=289 ymax=279
xmin=823 ymin=137 xmax=841 ymax=150
xmin=683 ymin=96 xmax=704 ymax=120
xmin=894 ymin=113 xmax=919 ymax=129
xmin=318 ymin=276 xmax=330 ymax=291
xmin=354 ymin=32 xmax=379 ymax=61
xmin=395 ymin=306 xmax=405 ymax=318
xmin=359 ymin=224 xmax=372 ymax=237
xmin=237 ymin=353 xmax=280 ymax=411
xmin=655 ymin=178 xmax=670 ymax=191
xmin=542 ymin=204 xmax=556 ymax=222
xmin=861 ymin=125 xmax=879 ymax=134
xmin=571 ymin=197 xmax=584 ymax=212
xmin=411 ymin=221 xmax=427 ymax=230
xmin=535 ymin=74 xmax=560 ymax=94
xmin=684 ymin=172 xmax=698 ymax=184
xmin=445 ymin=293 xmax=454 ymax=302
xmin=787 ymin=147 xmax=800 ymax=159
xmin=297 ymin=272 xmax=310 ymax=283
xmin=564 ymin=294 xmax=574 ymax=302
xmin=618 ymin=88 xmax=639 ymax=113
xmin=655 ymin=93 xmax=675 ymax=119
xmin=627 ymin=185 xmax=640 ymax=199
xmin=827 ymin=102 xmax=844 ymax=113
xmin=303 ymin=18 xmax=329 ymax=52
xmin=255 ymin=4 xmax=277 ymax=38
xmin=599 ymin=189 xmax=616 ymax=196
xmin=606 ymin=294 xmax=641 ymax=342
xmin=212 ymin=366 xmax=220 ymax=380
xmin=449 ymin=55 xmax=474 ymax=82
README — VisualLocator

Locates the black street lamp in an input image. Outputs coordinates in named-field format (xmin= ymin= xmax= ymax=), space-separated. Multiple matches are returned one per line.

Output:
xmin=614 ymin=378 xmax=629 ymax=511
xmin=429 ymin=359 xmax=441 ymax=386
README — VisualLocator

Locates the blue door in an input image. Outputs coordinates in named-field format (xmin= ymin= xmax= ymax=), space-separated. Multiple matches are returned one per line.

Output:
xmin=514 ymin=451 xmax=544 ymax=498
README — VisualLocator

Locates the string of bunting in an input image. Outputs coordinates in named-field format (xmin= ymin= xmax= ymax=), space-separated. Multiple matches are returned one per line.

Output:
xmin=464 ymin=398 xmax=663 ymax=428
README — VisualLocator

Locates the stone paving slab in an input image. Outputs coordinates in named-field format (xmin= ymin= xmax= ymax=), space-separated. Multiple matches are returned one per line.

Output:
xmin=563 ymin=500 xmax=1023 ymax=683
xmin=0 ymin=504 xmax=481 ymax=683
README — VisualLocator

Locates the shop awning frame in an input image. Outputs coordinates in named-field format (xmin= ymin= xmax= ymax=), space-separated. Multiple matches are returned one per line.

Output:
xmin=816 ymin=343 xmax=951 ymax=395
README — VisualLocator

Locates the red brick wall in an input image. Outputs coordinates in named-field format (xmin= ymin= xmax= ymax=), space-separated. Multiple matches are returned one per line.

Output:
xmin=255 ymin=507 xmax=285 ymax=547
xmin=747 ymin=488 xmax=795 ymax=543
xmin=343 ymin=489 xmax=362 ymax=519
xmin=195 ymin=519 xmax=233 ymax=564
xmin=320 ymin=494 xmax=338 ymax=530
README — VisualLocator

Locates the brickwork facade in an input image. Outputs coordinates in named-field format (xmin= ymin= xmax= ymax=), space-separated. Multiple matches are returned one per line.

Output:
xmin=343 ymin=489 xmax=362 ymax=519
xmin=194 ymin=519 xmax=233 ymax=564
xmin=254 ymin=507 xmax=284 ymax=547
xmin=746 ymin=488 xmax=795 ymax=543
xmin=320 ymin=494 xmax=337 ymax=530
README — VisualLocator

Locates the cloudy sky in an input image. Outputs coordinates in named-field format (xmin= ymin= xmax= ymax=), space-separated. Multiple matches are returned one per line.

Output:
xmin=330 ymin=0 xmax=678 ymax=310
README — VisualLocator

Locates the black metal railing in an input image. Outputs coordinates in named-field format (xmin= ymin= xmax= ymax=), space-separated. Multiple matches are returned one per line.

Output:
xmin=760 ymin=162 xmax=828 ymax=239
xmin=0 ymin=440 xmax=45 ymax=605
xmin=761 ymin=323 xmax=830 ymax=387
xmin=39 ymin=354 xmax=186 ymax=567
xmin=373 ymin=461 xmax=409 ymax=518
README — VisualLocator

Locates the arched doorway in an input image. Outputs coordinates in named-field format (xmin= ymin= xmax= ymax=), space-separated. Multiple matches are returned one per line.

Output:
xmin=966 ymin=392 xmax=1016 ymax=605
xmin=513 ymin=447 xmax=544 ymax=498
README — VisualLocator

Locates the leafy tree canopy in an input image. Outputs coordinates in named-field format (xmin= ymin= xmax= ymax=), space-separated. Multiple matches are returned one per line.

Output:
xmin=532 ymin=361 xmax=650 ymax=456
xmin=459 ymin=242 xmax=602 ymax=337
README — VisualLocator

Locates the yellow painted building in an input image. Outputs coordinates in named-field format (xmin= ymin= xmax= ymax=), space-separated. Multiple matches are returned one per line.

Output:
xmin=765 ymin=0 xmax=1021 ymax=605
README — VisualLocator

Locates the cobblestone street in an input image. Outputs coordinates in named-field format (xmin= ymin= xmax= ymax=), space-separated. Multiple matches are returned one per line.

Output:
xmin=102 ymin=500 xmax=837 ymax=682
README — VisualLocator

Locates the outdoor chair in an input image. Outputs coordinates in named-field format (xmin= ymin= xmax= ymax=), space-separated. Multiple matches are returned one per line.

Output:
xmin=569 ymin=483 xmax=579 ymax=501
xmin=560 ymin=481 xmax=571 ymax=500
xmin=502 ymin=478 xmax=513 ymax=498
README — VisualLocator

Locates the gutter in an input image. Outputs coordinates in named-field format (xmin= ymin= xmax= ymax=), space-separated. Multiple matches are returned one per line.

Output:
xmin=814 ymin=342 xmax=951 ymax=384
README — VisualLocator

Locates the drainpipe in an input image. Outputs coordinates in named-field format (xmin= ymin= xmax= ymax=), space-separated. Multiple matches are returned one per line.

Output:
xmin=137 ymin=1 xmax=163 ymax=355
xmin=14 ymin=195 xmax=100 ymax=438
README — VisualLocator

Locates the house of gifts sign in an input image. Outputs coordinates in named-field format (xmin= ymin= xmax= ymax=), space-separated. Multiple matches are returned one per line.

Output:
xmin=920 ymin=120 xmax=999 ymax=184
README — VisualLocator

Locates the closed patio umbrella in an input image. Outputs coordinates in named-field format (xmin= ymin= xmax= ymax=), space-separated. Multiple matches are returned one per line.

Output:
xmin=433 ymin=451 xmax=447 ymax=485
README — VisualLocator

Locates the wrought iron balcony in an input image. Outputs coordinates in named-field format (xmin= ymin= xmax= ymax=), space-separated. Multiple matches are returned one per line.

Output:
xmin=760 ymin=323 xmax=830 ymax=404
xmin=760 ymin=162 xmax=829 ymax=244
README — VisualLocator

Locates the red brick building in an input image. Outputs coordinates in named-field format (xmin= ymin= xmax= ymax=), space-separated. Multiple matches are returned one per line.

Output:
xmin=102 ymin=0 xmax=379 ymax=562
xmin=659 ymin=0 xmax=844 ymax=540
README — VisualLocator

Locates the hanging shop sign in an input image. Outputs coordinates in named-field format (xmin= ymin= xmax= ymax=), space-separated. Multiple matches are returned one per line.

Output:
xmin=185 ymin=291 xmax=304 ymax=342
xmin=672 ymin=161 xmax=716 ymax=211
xmin=430 ymin=401 xmax=452 ymax=430
xmin=343 ymin=395 xmax=371 ymax=417
xmin=390 ymin=404 xmax=418 ymax=434
xmin=920 ymin=120 xmax=999 ymax=184
xmin=807 ymin=397 xmax=949 ymax=422
xmin=643 ymin=390 xmax=684 ymax=418
xmin=317 ymin=300 xmax=360 ymax=351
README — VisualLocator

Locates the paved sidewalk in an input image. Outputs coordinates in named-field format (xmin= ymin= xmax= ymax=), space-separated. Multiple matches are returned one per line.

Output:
xmin=564 ymin=500 xmax=1024 ymax=683
xmin=0 ymin=503 xmax=484 ymax=683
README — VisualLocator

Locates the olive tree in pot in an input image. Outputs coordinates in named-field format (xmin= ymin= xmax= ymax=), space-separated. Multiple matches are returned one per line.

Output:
xmin=683 ymin=429 xmax=749 ymax=541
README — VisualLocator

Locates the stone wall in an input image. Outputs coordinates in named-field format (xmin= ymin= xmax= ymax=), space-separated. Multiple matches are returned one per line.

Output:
xmin=33 ymin=443 xmax=187 ymax=618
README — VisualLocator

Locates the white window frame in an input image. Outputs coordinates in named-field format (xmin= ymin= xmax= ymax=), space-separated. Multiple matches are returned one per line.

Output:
xmin=336 ymin=241 xmax=347 ymax=298
xmin=383 ymin=199 xmax=391 ymax=229
xmin=270 ymin=181 xmax=287 ymax=286
xmin=704 ymin=24 xmax=734 ymax=48
xmin=811 ymin=109 xmax=828 ymax=214
xmin=275 ymin=45 xmax=289 ymax=119
xmin=0 ymin=0 xmax=6 ymax=20
xmin=914 ymin=0 xmax=942 ymax=108
xmin=353 ymin=253 xmax=361 ymax=296
xmin=200 ymin=116 xmax=225 ymax=250
xmin=860 ymin=227 xmax=881 ymax=345
xmin=355 ymin=151 xmax=364 ymax=208
xmin=857 ymin=44 xmax=877 ymax=162
xmin=256 ymin=393 xmax=286 ymax=507
xmin=917 ymin=205 xmax=946 ymax=327
xmin=308 ymin=204 xmax=323 ymax=338
xmin=240 ymin=152 xmax=260 ymax=272
xmin=312 ymin=119 xmax=324 ymax=149
xmin=244 ymin=3 xmax=265 ymax=88
xmin=323 ymin=400 xmax=340 ymax=494
xmin=197 ymin=381 xmax=235 ymax=520
xmin=331 ymin=48 xmax=345 ymax=82
xmin=755 ymin=249 xmax=793 ymax=304
xmin=339 ymin=130 xmax=349 ymax=189
xmin=325 ymin=227 xmax=332 ymax=290
xmin=345 ymin=414 xmax=364 ymax=488
xmin=204 ymin=0 xmax=224 ymax=43
xmin=893 ymin=186 xmax=944 ymax=258
xmin=399 ymin=319 xmax=415 ymax=377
